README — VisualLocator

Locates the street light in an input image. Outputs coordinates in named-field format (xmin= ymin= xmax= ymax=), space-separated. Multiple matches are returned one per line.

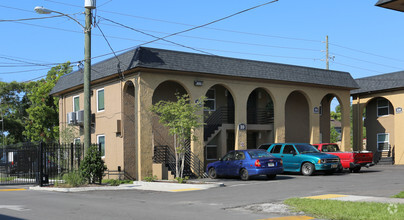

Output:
xmin=35 ymin=0 xmax=96 ymax=154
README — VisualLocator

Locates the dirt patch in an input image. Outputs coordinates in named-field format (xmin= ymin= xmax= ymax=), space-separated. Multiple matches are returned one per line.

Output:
xmin=228 ymin=202 xmax=304 ymax=216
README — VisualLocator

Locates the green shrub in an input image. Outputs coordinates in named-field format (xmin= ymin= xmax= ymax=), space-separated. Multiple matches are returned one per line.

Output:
xmin=102 ymin=179 xmax=133 ymax=186
xmin=144 ymin=174 xmax=157 ymax=182
xmin=80 ymin=145 xmax=107 ymax=184
xmin=176 ymin=176 xmax=189 ymax=184
xmin=62 ymin=172 xmax=86 ymax=187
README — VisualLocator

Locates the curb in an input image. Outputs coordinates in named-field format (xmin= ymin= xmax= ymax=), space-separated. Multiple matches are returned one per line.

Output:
xmin=28 ymin=181 xmax=224 ymax=193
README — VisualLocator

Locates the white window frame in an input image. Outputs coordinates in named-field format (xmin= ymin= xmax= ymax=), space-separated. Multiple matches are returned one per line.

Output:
xmin=204 ymin=88 xmax=216 ymax=111
xmin=377 ymin=98 xmax=389 ymax=117
xmin=377 ymin=133 xmax=389 ymax=152
xmin=74 ymin=138 xmax=81 ymax=145
xmin=97 ymin=135 xmax=106 ymax=158
xmin=73 ymin=95 xmax=80 ymax=112
xmin=97 ymin=88 xmax=105 ymax=112
xmin=206 ymin=145 xmax=217 ymax=161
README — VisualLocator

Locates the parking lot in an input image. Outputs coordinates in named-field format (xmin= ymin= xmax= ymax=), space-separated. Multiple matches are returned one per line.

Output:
xmin=0 ymin=165 xmax=403 ymax=220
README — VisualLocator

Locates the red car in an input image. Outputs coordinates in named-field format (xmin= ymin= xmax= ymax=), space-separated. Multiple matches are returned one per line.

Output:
xmin=313 ymin=143 xmax=374 ymax=173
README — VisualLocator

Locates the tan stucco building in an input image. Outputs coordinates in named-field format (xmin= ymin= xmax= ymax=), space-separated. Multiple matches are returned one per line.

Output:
xmin=51 ymin=47 xmax=358 ymax=180
xmin=352 ymin=71 xmax=404 ymax=165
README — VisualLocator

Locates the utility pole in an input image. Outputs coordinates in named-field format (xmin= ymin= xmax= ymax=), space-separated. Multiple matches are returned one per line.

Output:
xmin=326 ymin=35 xmax=329 ymax=70
xmin=84 ymin=0 xmax=95 ymax=154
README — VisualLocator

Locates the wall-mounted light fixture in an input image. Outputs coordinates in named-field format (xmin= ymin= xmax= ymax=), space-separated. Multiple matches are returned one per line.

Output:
xmin=194 ymin=80 xmax=203 ymax=86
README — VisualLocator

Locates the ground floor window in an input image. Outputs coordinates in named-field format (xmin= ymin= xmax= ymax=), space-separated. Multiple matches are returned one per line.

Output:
xmin=377 ymin=133 xmax=389 ymax=152
xmin=206 ymin=145 xmax=217 ymax=160
xmin=97 ymin=135 xmax=106 ymax=157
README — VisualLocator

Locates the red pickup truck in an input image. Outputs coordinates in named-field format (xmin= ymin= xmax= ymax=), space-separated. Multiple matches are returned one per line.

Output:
xmin=313 ymin=143 xmax=374 ymax=173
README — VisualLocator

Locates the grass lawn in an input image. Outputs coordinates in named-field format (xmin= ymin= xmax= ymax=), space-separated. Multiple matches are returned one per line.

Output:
xmin=392 ymin=191 xmax=404 ymax=198
xmin=284 ymin=198 xmax=404 ymax=220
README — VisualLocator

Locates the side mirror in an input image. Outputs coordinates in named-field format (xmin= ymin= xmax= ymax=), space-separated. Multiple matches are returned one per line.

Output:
xmin=292 ymin=151 xmax=297 ymax=156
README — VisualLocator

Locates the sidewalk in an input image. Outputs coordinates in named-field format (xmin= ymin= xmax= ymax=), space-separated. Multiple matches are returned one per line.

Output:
xmin=29 ymin=180 xmax=224 ymax=192
xmin=304 ymin=194 xmax=404 ymax=204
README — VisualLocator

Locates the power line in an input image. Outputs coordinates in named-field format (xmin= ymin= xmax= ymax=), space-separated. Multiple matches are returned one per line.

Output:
xmin=331 ymin=53 xmax=403 ymax=70
xmin=0 ymin=67 xmax=51 ymax=75
xmin=0 ymin=14 xmax=68 ymax=22
xmin=330 ymin=43 xmax=404 ymax=63
xmin=99 ymin=17 xmax=216 ymax=56
xmin=0 ymin=4 xmax=36 ymax=13
xmin=332 ymin=61 xmax=385 ymax=74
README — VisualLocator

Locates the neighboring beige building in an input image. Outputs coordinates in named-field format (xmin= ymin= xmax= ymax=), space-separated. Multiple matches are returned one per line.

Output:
xmin=352 ymin=71 xmax=404 ymax=165
xmin=51 ymin=47 xmax=358 ymax=180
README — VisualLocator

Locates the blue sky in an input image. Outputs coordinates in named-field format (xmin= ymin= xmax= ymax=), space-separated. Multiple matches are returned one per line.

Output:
xmin=1 ymin=1 xmax=403 ymax=98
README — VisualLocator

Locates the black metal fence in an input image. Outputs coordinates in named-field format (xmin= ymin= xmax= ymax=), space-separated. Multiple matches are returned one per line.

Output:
xmin=0 ymin=142 xmax=85 ymax=186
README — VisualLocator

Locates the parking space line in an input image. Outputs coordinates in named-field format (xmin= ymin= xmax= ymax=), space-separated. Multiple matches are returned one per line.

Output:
xmin=304 ymin=194 xmax=348 ymax=199
xmin=258 ymin=216 xmax=314 ymax=220
xmin=0 ymin=189 xmax=27 ymax=192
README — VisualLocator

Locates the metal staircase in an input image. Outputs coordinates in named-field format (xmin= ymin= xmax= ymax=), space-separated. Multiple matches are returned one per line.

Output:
xmin=153 ymin=145 xmax=206 ymax=178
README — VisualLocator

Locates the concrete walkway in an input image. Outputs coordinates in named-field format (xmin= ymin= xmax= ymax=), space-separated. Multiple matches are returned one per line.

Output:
xmin=29 ymin=180 xmax=224 ymax=192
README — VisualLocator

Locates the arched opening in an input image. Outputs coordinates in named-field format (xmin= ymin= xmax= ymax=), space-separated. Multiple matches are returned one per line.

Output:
xmin=320 ymin=94 xmax=342 ymax=144
xmin=123 ymin=81 xmax=136 ymax=179
xmin=246 ymin=88 xmax=274 ymax=149
xmin=204 ymin=84 xmax=235 ymax=162
xmin=152 ymin=81 xmax=188 ymax=151
xmin=364 ymin=97 xmax=395 ymax=164
xmin=285 ymin=91 xmax=309 ymax=143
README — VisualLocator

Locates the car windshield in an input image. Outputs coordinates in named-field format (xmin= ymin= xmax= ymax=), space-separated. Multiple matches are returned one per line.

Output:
xmin=248 ymin=150 xmax=273 ymax=159
xmin=322 ymin=144 xmax=340 ymax=152
xmin=295 ymin=144 xmax=319 ymax=154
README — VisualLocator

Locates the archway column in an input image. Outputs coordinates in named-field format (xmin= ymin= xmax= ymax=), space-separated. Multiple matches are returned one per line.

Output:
xmin=189 ymin=90 xmax=206 ymax=170
xmin=234 ymin=93 xmax=249 ymax=150
xmin=272 ymin=90 xmax=288 ymax=143
xmin=340 ymin=94 xmax=351 ymax=151
xmin=136 ymin=77 xmax=154 ymax=180
xmin=352 ymin=96 xmax=364 ymax=151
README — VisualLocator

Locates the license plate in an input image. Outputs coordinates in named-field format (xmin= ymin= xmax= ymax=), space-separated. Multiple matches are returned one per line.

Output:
xmin=331 ymin=164 xmax=337 ymax=168
xmin=268 ymin=163 xmax=274 ymax=167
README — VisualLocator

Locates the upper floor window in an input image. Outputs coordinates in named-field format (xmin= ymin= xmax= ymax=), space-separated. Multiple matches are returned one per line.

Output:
xmin=73 ymin=96 xmax=80 ymax=112
xmin=204 ymin=89 xmax=216 ymax=111
xmin=97 ymin=89 xmax=105 ymax=112
xmin=377 ymin=98 xmax=389 ymax=117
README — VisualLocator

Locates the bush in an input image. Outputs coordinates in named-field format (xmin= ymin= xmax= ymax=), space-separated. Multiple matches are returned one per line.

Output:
xmin=176 ymin=176 xmax=189 ymax=184
xmin=80 ymin=145 xmax=107 ymax=184
xmin=102 ymin=179 xmax=133 ymax=186
xmin=62 ymin=172 xmax=86 ymax=187
xmin=144 ymin=174 xmax=157 ymax=182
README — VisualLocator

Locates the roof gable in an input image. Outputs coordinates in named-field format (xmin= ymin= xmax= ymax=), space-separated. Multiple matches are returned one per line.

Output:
xmin=351 ymin=71 xmax=404 ymax=95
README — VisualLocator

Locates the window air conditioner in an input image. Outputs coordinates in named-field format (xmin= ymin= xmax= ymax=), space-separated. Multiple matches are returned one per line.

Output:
xmin=67 ymin=112 xmax=76 ymax=125
xmin=76 ymin=110 xmax=84 ymax=126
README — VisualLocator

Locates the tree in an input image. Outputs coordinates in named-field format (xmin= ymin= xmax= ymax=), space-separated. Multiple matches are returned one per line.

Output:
xmin=330 ymin=126 xmax=340 ymax=143
xmin=80 ymin=145 xmax=107 ymax=184
xmin=0 ymin=81 xmax=30 ymax=144
xmin=23 ymin=62 xmax=72 ymax=142
xmin=151 ymin=94 xmax=205 ymax=179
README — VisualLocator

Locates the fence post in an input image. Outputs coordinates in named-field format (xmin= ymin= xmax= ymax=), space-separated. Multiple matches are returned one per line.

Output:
xmin=38 ymin=142 xmax=43 ymax=187
xmin=70 ymin=143 xmax=74 ymax=172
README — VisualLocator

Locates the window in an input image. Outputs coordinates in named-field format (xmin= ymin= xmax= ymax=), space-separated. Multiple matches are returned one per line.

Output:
xmin=377 ymin=133 xmax=389 ymax=152
xmin=74 ymin=138 xmax=81 ymax=145
xmin=97 ymin=135 xmax=105 ymax=157
xmin=270 ymin=145 xmax=282 ymax=154
xmin=222 ymin=151 xmax=235 ymax=161
xmin=283 ymin=145 xmax=296 ymax=154
xmin=206 ymin=145 xmax=217 ymax=160
xmin=234 ymin=151 xmax=245 ymax=160
xmin=377 ymin=99 xmax=389 ymax=117
xmin=97 ymin=89 xmax=105 ymax=112
xmin=73 ymin=96 xmax=80 ymax=112
xmin=204 ymin=89 xmax=216 ymax=111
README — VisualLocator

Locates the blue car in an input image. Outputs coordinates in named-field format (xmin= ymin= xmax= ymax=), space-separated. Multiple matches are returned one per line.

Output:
xmin=206 ymin=149 xmax=283 ymax=181
xmin=265 ymin=143 xmax=340 ymax=176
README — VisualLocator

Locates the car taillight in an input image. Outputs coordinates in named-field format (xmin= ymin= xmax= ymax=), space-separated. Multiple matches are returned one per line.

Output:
xmin=255 ymin=160 xmax=261 ymax=167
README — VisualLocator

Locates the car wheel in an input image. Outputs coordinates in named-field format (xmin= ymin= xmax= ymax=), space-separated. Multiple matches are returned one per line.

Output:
xmin=208 ymin=167 xmax=217 ymax=179
xmin=350 ymin=167 xmax=361 ymax=173
xmin=266 ymin=174 xmax=277 ymax=180
xmin=240 ymin=169 xmax=249 ymax=181
xmin=301 ymin=162 xmax=315 ymax=176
